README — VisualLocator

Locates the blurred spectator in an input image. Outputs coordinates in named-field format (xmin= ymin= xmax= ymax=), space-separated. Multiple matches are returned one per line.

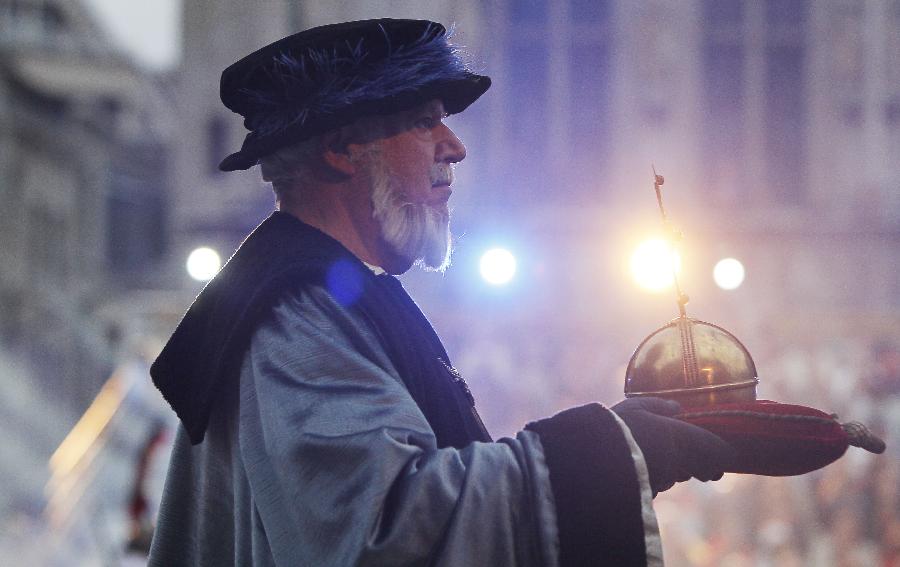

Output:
xmin=810 ymin=500 xmax=880 ymax=566
xmin=865 ymin=342 xmax=900 ymax=399
xmin=881 ymin=512 xmax=900 ymax=567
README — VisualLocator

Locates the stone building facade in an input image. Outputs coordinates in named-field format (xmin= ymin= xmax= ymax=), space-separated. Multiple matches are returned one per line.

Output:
xmin=174 ymin=1 xmax=899 ymax=332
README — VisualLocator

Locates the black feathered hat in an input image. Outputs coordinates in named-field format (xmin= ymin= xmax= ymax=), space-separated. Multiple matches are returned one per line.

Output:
xmin=218 ymin=18 xmax=491 ymax=172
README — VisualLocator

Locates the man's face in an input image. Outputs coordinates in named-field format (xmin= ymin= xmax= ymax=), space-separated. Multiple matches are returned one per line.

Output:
xmin=354 ymin=99 xmax=467 ymax=272
xmin=378 ymin=100 xmax=466 ymax=209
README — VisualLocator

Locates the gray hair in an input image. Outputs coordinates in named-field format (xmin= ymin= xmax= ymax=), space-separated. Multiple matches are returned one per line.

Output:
xmin=258 ymin=114 xmax=391 ymax=200
xmin=258 ymin=136 xmax=321 ymax=199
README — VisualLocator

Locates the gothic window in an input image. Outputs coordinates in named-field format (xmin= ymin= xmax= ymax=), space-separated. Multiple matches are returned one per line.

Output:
xmin=764 ymin=0 xmax=808 ymax=205
xmin=704 ymin=0 xmax=744 ymax=26
xmin=570 ymin=0 xmax=610 ymax=23
xmin=41 ymin=2 xmax=63 ymax=33
xmin=504 ymin=38 xmax=548 ymax=198
xmin=887 ymin=1 xmax=900 ymax=96
xmin=567 ymin=8 xmax=612 ymax=202
xmin=766 ymin=0 xmax=809 ymax=26
xmin=509 ymin=0 xmax=547 ymax=24
xmin=107 ymin=161 xmax=167 ymax=271
xmin=887 ymin=98 xmax=900 ymax=127
xmin=701 ymin=0 xmax=746 ymax=201
xmin=207 ymin=114 xmax=228 ymax=175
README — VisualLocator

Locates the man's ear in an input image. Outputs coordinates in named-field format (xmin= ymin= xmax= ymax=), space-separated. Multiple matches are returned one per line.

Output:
xmin=320 ymin=129 xmax=357 ymax=178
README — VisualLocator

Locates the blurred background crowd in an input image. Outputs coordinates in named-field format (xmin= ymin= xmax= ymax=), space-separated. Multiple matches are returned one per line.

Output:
xmin=0 ymin=0 xmax=897 ymax=565
xmin=454 ymin=317 xmax=900 ymax=566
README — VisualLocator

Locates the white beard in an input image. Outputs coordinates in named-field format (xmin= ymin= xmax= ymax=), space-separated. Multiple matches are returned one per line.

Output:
xmin=362 ymin=147 xmax=453 ymax=272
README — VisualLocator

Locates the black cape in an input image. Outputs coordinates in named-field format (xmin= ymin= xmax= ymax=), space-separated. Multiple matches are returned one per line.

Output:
xmin=151 ymin=211 xmax=491 ymax=448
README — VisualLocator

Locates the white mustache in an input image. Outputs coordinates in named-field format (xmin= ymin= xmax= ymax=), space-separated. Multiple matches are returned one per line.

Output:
xmin=431 ymin=164 xmax=454 ymax=186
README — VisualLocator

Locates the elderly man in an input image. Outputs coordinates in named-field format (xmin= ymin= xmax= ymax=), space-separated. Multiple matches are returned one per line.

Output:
xmin=149 ymin=19 xmax=733 ymax=566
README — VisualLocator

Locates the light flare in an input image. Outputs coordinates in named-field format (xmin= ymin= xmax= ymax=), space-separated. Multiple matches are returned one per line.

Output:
xmin=480 ymin=248 xmax=517 ymax=285
xmin=713 ymin=258 xmax=745 ymax=290
xmin=186 ymin=247 xmax=222 ymax=281
xmin=630 ymin=238 xmax=681 ymax=293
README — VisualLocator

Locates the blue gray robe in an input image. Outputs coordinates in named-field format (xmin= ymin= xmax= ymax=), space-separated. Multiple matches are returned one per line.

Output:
xmin=148 ymin=213 xmax=662 ymax=566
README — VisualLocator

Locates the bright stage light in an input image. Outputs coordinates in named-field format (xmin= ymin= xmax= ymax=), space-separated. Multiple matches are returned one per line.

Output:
xmin=480 ymin=248 xmax=517 ymax=285
xmin=186 ymin=246 xmax=221 ymax=281
xmin=630 ymin=239 xmax=681 ymax=292
xmin=713 ymin=258 xmax=745 ymax=290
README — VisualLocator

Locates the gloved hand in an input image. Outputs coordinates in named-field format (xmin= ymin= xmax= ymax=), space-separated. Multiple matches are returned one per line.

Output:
xmin=611 ymin=397 xmax=736 ymax=497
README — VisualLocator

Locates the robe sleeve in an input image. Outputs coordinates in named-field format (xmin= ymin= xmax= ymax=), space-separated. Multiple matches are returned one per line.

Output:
xmin=237 ymin=284 xmax=657 ymax=566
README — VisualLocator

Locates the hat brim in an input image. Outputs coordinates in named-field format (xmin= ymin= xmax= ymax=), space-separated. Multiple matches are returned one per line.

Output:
xmin=218 ymin=73 xmax=491 ymax=172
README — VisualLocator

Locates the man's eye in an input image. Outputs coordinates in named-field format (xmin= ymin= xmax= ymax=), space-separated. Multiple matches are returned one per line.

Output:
xmin=415 ymin=116 xmax=437 ymax=129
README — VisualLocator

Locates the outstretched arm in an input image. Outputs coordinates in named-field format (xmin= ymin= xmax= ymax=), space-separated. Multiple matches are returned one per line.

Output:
xmin=236 ymin=285 xmax=660 ymax=566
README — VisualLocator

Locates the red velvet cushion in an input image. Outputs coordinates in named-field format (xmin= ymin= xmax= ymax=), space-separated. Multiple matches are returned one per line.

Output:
xmin=676 ymin=400 xmax=850 ymax=476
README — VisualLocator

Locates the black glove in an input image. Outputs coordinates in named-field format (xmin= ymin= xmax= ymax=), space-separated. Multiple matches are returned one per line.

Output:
xmin=611 ymin=397 xmax=736 ymax=497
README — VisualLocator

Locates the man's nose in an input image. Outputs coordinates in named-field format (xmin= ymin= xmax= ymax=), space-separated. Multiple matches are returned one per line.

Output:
xmin=436 ymin=124 xmax=466 ymax=164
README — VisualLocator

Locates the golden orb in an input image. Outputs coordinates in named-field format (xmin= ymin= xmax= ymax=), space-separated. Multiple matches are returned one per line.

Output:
xmin=624 ymin=317 xmax=759 ymax=408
